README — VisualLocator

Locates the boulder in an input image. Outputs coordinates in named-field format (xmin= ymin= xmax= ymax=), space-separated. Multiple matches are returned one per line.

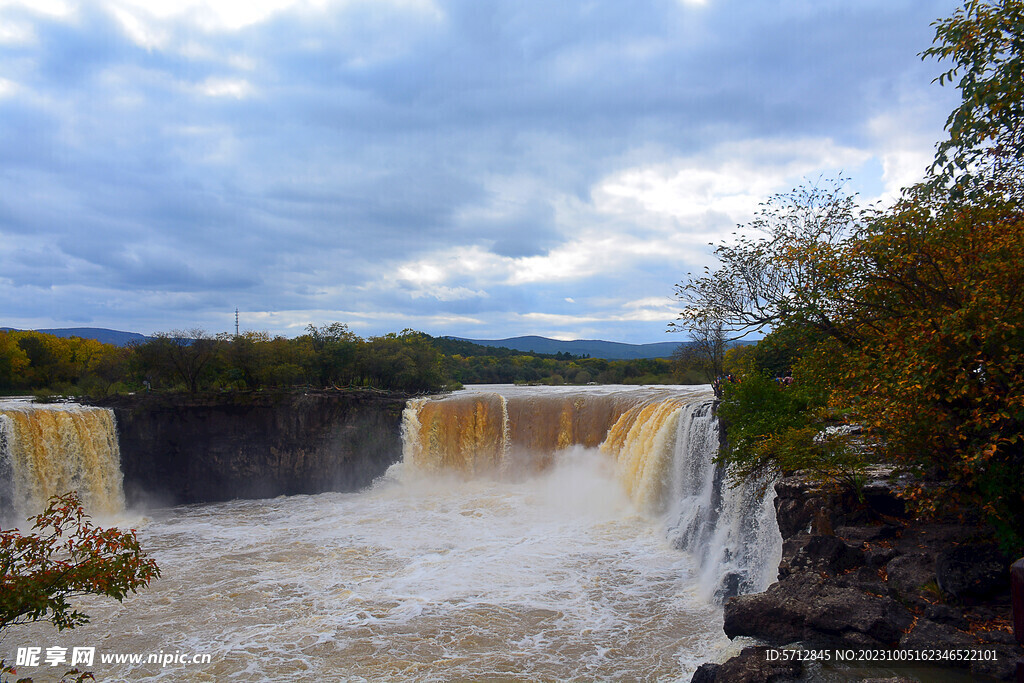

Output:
xmin=781 ymin=534 xmax=864 ymax=577
xmin=689 ymin=647 xmax=802 ymax=683
xmin=724 ymin=572 xmax=914 ymax=646
xmin=885 ymin=553 xmax=936 ymax=599
xmin=936 ymin=544 xmax=1009 ymax=601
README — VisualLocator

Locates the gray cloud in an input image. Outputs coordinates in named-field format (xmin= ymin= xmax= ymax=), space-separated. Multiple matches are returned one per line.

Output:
xmin=0 ymin=0 xmax=962 ymax=341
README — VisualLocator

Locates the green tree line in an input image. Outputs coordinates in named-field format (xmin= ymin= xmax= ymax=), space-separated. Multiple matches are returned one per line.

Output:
xmin=0 ymin=326 xmax=710 ymax=396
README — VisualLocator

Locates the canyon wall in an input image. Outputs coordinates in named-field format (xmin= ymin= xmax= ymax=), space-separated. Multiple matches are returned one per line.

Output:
xmin=90 ymin=391 xmax=410 ymax=506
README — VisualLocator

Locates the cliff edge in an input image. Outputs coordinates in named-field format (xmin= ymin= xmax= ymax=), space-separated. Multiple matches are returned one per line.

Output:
xmin=693 ymin=474 xmax=1023 ymax=682
xmin=89 ymin=390 xmax=412 ymax=506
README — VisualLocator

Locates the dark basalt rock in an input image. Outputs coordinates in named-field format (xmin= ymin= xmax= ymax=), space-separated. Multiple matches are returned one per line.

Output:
xmin=936 ymin=544 xmax=1009 ymax=602
xmin=723 ymin=571 xmax=914 ymax=647
xmin=780 ymin=534 xmax=864 ymax=577
xmin=703 ymin=471 xmax=1022 ymax=681
xmin=89 ymin=390 xmax=413 ymax=505
xmin=884 ymin=553 xmax=936 ymax=602
xmin=923 ymin=603 xmax=969 ymax=630
xmin=900 ymin=618 xmax=1021 ymax=681
xmin=834 ymin=524 xmax=900 ymax=545
xmin=715 ymin=571 xmax=745 ymax=601
xmin=690 ymin=646 xmax=802 ymax=683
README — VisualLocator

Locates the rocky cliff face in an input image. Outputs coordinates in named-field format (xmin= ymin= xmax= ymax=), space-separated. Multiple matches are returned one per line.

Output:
xmin=693 ymin=472 xmax=1022 ymax=682
xmin=91 ymin=391 xmax=411 ymax=506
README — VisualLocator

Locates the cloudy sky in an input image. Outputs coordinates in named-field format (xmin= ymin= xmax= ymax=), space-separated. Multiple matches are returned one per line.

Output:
xmin=1 ymin=0 xmax=961 ymax=343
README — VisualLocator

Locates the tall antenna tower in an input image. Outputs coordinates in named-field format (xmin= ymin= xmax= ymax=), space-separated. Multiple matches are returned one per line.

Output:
xmin=235 ymin=308 xmax=239 ymax=337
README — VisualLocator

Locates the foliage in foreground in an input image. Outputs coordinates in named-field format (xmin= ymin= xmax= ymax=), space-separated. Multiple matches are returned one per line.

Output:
xmin=1 ymin=493 xmax=160 ymax=681
xmin=1 ymin=493 xmax=160 ymax=632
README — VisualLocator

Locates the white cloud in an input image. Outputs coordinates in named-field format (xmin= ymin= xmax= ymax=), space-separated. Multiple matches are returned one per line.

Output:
xmin=0 ymin=0 xmax=962 ymax=343
xmin=0 ymin=18 xmax=34 ymax=44
xmin=382 ymin=137 xmax=875 ymax=294
xmin=594 ymin=137 xmax=872 ymax=225
xmin=620 ymin=296 xmax=678 ymax=322
xmin=0 ymin=0 xmax=73 ymax=19
xmin=409 ymin=286 xmax=489 ymax=302
xmin=245 ymin=308 xmax=485 ymax=334
xmin=867 ymin=104 xmax=945 ymax=203
xmin=110 ymin=5 xmax=168 ymax=49
xmin=197 ymin=77 xmax=254 ymax=98
xmin=106 ymin=0 xmax=444 ymax=33
xmin=110 ymin=0 xmax=303 ymax=32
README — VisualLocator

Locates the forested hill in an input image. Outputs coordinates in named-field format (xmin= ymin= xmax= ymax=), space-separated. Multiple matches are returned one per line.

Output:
xmin=1 ymin=328 xmax=683 ymax=359
xmin=1 ymin=327 xmax=148 ymax=346
xmin=449 ymin=336 xmax=683 ymax=360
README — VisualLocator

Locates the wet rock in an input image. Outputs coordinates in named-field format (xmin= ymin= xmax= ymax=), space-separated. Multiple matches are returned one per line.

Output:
xmin=936 ymin=544 xmax=1009 ymax=601
xmin=697 ymin=471 xmax=1021 ymax=681
xmin=843 ymin=566 xmax=887 ymax=593
xmin=781 ymin=534 xmax=864 ymax=577
xmin=885 ymin=553 xmax=936 ymax=600
xmin=923 ymin=603 xmax=969 ymax=630
xmin=715 ymin=571 xmax=744 ymax=601
xmin=865 ymin=547 xmax=898 ymax=569
xmin=689 ymin=647 xmax=802 ymax=683
xmin=901 ymin=619 xmax=1022 ymax=680
xmin=91 ymin=390 xmax=411 ymax=505
xmin=835 ymin=523 xmax=901 ymax=544
xmin=774 ymin=477 xmax=833 ymax=539
xmin=859 ymin=480 xmax=906 ymax=518
xmin=976 ymin=629 xmax=1018 ymax=646
xmin=690 ymin=662 xmax=719 ymax=683
xmin=900 ymin=618 xmax=974 ymax=651
xmin=724 ymin=572 xmax=913 ymax=646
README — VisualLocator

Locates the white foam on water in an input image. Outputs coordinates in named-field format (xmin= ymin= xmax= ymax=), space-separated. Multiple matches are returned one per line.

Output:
xmin=13 ymin=448 xmax=740 ymax=681
xmin=8 ymin=386 xmax=779 ymax=681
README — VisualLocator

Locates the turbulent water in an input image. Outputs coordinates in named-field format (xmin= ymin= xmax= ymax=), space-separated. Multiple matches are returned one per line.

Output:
xmin=0 ymin=398 xmax=124 ymax=522
xmin=4 ymin=386 xmax=781 ymax=682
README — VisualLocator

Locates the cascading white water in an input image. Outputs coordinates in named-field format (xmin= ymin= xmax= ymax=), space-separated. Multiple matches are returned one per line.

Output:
xmin=662 ymin=401 xmax=782 ymax=601
xmin=0 ymin=398 xmax=125 ymax=522
xmin=8 ymin=386 xmax=780 ymax=681
xmin=404 ymin=385 xmax=782 ymax=603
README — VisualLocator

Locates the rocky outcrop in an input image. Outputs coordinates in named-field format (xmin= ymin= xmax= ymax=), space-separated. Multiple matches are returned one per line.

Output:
xmin=691 ymin=647 xmax=802 ymax=683
xmin=694 ymin=473 xmax=1023 ymax=682
xmin=90 ymin=390 xmax=413 ymax=506
xmin=723 ymin=571 xmax=913 ymax=647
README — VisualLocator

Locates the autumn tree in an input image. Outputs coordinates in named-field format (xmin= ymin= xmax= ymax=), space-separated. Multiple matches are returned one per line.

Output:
xmin=357 ymin=330 xmax=445 ymax=392
xmin=923 ymin=0 xmax=1024 ymax=190
xmin=1 ymin=493 xmax=160 ymax=679
xmin=218 ymin=331 xmax=272 ymax=390
xmin=0 ymin=331 xmax=30 ymax=393
xmin=669 ymin=322 xmax=727 ymax=393
xmin=673 ymin=0 xmax=1024 ymax=553
xmin=672 ymin=178 xmax=861 ymax=345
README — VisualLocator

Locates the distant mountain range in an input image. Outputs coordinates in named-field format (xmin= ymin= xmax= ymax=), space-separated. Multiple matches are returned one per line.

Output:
xmin=2 ymin=327 xmax=689 ymax=359
xmin=450 ymin=335 xmax=683 ymax=360
xmin=1 ymin=327 xmax=149 ymax=346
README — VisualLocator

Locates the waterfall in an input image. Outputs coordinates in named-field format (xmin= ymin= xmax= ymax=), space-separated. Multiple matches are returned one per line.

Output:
xmin=660 ymin=401 xmax=782 ymax=601
xmin=0 ymin=399 xmax=126 ymax=522
xmin=401 ymin=385 xmax=782 ymax=602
